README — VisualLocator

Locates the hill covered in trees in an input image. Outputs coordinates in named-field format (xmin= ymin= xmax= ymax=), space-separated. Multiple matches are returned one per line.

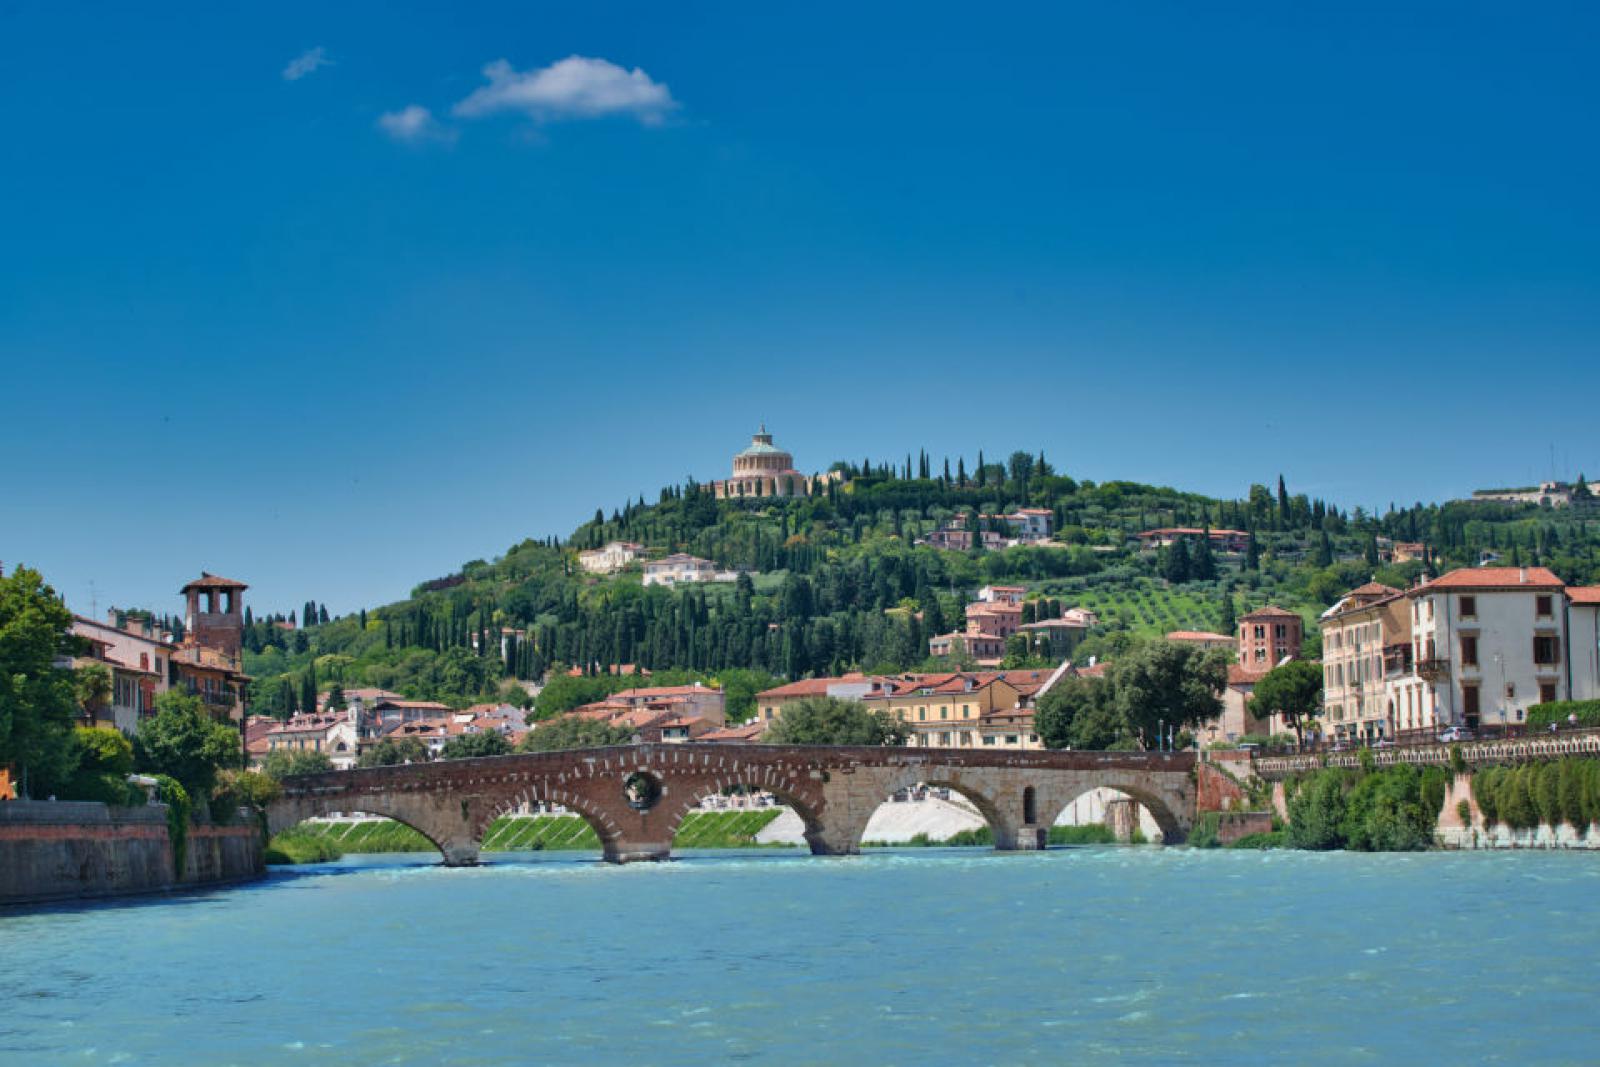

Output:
xmin=239 ymin=452 xmax=1600 ymax=720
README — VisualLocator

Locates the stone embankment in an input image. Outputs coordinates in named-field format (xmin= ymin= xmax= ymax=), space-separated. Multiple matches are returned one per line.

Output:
xmin=0 ymin=800 xmax=263 ymax=906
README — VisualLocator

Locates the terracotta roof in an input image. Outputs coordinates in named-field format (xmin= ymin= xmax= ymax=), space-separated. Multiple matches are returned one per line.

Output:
xmin=757 ymin=674 xmax=867 ymax=699
xmin=612 ymin=685 xmax=721 ymax=701
xmin=698 ymin=721 xmax=767 ymax=742
xmin=1569 ymin=587 xmax=1600 ymax=605
xmin=1347 ymin=581 xmax=1402 ymax=598
xmin=1227 ymin=664 xmax=1268 ymax=687
xmin=181 ymin=572 xmax=248 ymax=592
xmin=1166 ymin=630 xmax=1233 ymax=642
xmin=1413 ymin=567 xmax=1565 ymax=593
xmin=372 ymin=699 xmax=452 ymax=711
xmin=1240 ymin=605 xmax=1299 ymax=620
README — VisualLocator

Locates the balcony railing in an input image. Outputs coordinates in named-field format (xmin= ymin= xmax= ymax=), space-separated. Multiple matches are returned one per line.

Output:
xmin=1416 ymin=658 xmax=1450 ymax=681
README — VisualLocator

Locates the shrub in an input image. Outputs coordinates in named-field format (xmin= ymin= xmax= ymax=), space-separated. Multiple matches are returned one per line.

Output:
xmin=1188 ymin=812 xmax=1223 ymax=849
xmin=1048 ymin=824 xmax=1116 ymax=845
xmin=155 ymin=775 xmax=191 ymax=878
xmin=1474 ymin=767 xmax=1500 ymax=826
xmin=1287 ymin=770 xmax=1347 ymax=850
xmin=1228 ymin=831 xmax=1285 ymax=849
xmin=265 ymin=827 xmax=344 ymax=865
xmin=1526 ymin=700 xmax=1600 ymax=732
xmin=1457 ymin=799 xmax=1472 ymax=826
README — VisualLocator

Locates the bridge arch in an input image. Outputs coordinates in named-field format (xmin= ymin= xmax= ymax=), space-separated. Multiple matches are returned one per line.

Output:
xmin=659 ymin=776 xmax=827 ymax=857
xmin=266 ymin=796 xmax=456 ymax=864
xmin=852 ymin=766 xmax=1021 ymax=850
xmin=1045 ymin=780 xmax=1186 ymax=844
xmin=473 ymin=785 xmax=621 ymax=858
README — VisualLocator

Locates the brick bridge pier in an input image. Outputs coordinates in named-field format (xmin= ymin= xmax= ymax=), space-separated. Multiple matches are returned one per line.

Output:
xmin=267 ymin=743 xmax=1205 ymax=865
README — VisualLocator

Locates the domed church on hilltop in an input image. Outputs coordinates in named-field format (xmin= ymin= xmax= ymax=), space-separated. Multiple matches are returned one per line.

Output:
xmin=711 ymin=426 xmax=822 ymax=499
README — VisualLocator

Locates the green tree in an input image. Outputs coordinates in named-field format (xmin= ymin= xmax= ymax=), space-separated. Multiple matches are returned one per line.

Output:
xmin=1034 ymin=677 xmax=1103 ymax=749
xmin=439 ymin=731 xmax=512 ymax=759
xmin=74 ymin=662 xmax=113 ymax=720
xmin=1108 ymin=641 xmax=1226 ymax=746
xmin=134 ymin=690 xmax=242 ymax=800
xmin=261 ymin=749 xmax=334 ymax=778
xmin=764 ymin=696 xmax=909 ymax=746
xmin=518 ymin=716 xmax=636 ymax=752
xmin=1287 ymin=771 xmax=1347 ymax=849
xmin=358 ymin=737 xmax=429 ymax=767
xmin=326 ymin=683 xmax=347 ymax=711
xmin=1217 ymin=589 xmax=1237 ymax=638
xmin=1249 ymin=659 xmax=1324 ymax=745
xmin=0 ymin=566 xmax=82 ymax=796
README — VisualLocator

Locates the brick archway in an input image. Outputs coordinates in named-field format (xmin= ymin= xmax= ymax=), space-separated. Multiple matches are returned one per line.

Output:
xmin=270 ymin=744 xmax=1198 ymax=864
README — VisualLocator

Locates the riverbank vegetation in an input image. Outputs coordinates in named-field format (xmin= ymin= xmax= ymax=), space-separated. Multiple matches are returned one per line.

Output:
xmin=1472 ymin=758 xmax=1600 ymax=831
xmin=1282 ymin=762 xmax=1450 ymax=851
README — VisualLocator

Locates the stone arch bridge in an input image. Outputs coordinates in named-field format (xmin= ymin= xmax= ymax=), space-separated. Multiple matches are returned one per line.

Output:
xmin=268 ymin=743 xmax=1207 ymax=865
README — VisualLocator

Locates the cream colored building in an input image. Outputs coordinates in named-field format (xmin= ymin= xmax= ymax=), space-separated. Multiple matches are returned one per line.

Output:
xmin=578 ymin=541 xmax=644 ymax=575
xmin=1319 ymin=582 xmax=1408 ymax=742
xmin=642 ymin=553 xmax=736 ymax=587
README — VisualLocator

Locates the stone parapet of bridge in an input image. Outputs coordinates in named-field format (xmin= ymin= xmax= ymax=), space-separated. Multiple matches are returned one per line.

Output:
xmin=267 ymin=743 xmax=1199 ymax=865
xmin=1253 ymin=732 xmax=1600 ymax=781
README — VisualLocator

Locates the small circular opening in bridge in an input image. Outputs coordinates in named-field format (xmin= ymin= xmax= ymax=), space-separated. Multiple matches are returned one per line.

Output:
xmin=623 ymin=771 xmax=662 ymax=812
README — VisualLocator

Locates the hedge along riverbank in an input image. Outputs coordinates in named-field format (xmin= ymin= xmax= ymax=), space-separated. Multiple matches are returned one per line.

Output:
xmin=1282 ymin=760 xmax=1451 ymax=852
xmin=1472 ymin=758 xmax=1600 ymax=832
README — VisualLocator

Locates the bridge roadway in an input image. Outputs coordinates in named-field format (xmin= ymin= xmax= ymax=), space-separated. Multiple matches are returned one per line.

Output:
xmin=269 ymin=742 xmax=1202 ymax=865
xmin=1253 ymin=729 xmax=1600 ymax=780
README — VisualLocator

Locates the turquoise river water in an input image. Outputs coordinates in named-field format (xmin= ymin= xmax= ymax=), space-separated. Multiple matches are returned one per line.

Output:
xmin=2 ymin=846 xmax=1598 ymax=1065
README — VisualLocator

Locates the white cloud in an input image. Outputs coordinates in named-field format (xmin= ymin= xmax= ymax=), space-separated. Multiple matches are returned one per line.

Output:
xmin=282 ymin=46 xmax=331 ymax=81
xmin=376 ymin=105 xmax=454 ymax=145
xmin=452 ymin=55 xmax=677 ymax=125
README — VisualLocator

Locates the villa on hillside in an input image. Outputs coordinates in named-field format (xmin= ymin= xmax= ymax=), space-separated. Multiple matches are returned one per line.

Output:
xmin=578 ymin=541 xmax=644 ymax=575
xmin=642 ymin=553 xmax=740 ymax=587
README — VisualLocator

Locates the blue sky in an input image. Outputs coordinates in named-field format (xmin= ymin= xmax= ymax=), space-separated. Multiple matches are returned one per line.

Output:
xmin=3 ymin=2 xmax=1597 ymax=618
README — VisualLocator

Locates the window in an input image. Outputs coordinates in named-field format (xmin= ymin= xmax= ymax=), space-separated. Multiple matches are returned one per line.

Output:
xmin=1275 ymin=624 xmax=1286 ymax=638
xmin=918 ymin=708 xmax=926 ymax=721
xmin=1540 ymin=683 xmax=1557 ymax=704
xmin=1536 ymin=595 xmax=1553 ymax=618
xmin=1254 ymin=625 xmax=1265 ymax=639
xmin=1459 ymin=596 xmax=1476 ymax=618
xmin=1533 ymin=635 xmax=1561 ymax=666
xmin=1463 ymin=685 xmax=1480 ymax=717
xmin=1460 ymin=635 xmax=1478 ymax=667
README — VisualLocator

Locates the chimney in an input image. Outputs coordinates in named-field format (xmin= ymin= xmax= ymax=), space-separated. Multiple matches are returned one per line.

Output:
xmin=1520 ymin=568 xmax=1528 ymax=584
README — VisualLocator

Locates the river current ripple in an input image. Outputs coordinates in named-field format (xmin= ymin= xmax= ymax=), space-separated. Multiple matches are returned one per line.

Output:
xmin=2 ymin=846 xmax=1597 ymax=1065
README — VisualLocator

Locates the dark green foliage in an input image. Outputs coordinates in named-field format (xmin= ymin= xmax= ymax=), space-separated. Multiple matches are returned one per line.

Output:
xmin=517 ymin=716 xmax=635 ymax=752
xmin=1249 ymin=660 xmax=1324 ymax=744
xmin=358 ymin=737 xmax=429 ymax=767
xmin=439 ymin=731 xmax=512 ymax=760
xmin=1286 ymin=771 xmax=1348 ymax=850
xmin=0 ymin=566 xmax=82 ymax=797
xmin=134 ymin=690 xmax=241 ymax=800
xmin=156 ymin=775 xmax=190 ymax=877
xmin=1526 ymin=700 xmax=1600 ymax=731
xmin=763 ymin=696 xmax=909 ymax=746
xmin=262 ymin=749 xmax=334 ymax=778
xmin=1189 ymin=812 xmax=1224 ymax=849
xmin=1047 ymin=823 xmax=1117 ymax=845
xmin=1035 ymin=641 xmax=1225 ymax=750
xmin=1228 ymin=831 xmax=1286 ymax=849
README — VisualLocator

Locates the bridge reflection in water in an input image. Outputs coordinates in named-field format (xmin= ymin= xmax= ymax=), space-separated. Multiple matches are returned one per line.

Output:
xmin=269 ymin=743 xmax=1206 ymax=865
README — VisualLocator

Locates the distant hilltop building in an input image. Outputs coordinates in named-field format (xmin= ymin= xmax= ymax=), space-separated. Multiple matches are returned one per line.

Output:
xmin=1470 ymin=481 xmax=1594 ymax=508
xmin=711 ymin=426 xmax=830 ymax=499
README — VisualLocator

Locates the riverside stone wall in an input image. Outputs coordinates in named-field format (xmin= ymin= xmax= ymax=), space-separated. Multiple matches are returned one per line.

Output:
xmin=0 ymin=800 xmax=264 ymax=906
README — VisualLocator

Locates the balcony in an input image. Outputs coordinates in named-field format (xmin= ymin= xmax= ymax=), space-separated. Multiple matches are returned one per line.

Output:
xmin=1381 ymin=644 xmax=1413 ymax=678
xmin=1416 ymin=658 xmax=1450 ymax=681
